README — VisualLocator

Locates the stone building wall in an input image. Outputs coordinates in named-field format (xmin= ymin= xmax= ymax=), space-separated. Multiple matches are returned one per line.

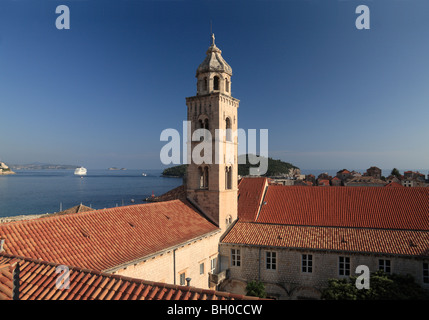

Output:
xmin=114 ymin=231 xmax=221 ymax=290
xmin=219 ymin=244 xmax=429 ymax=299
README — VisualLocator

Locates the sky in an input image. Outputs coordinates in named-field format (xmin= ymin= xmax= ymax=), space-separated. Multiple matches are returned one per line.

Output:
xmin=0 ymin=0 xmax=428 ymax=172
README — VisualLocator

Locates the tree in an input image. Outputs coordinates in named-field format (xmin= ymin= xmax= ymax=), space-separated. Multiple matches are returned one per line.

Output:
xmin=391 ymin=168 xmax=401 ymax=178
xmin=161 ymin=164 xmax=187 ymax=177
xmin=161 ymin=154 xmax=299 ymax=178
xmin=246 ymin=280 xmax=266 ymax=298
xmin=237 ymin=154 xmax=298 ymax=177
xmin=321 ymin=270 xmax=429 ymax=300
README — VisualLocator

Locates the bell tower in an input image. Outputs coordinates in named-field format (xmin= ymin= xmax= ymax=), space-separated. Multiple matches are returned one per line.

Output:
xmin=186 ymin=34 xmax=239 ymax=233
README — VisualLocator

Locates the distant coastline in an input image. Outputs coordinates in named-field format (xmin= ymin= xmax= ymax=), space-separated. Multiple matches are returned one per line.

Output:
xmin=9 ymin=163 xmax=79 ymax=170
xmin=0 ymin=171 xmax=15 ymax=175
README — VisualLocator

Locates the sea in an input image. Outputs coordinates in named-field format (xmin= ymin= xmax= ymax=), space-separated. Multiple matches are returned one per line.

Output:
xmin=0 ymin=169 xmax=183 ymax=218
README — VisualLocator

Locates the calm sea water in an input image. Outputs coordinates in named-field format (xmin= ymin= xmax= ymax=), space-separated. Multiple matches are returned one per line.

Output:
xmin=0 ymin=169 xmax=183 ymax=218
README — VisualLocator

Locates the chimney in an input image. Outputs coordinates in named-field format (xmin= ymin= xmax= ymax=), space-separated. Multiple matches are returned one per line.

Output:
xmin=186 ymin=277 xmax=192 ymax=286
xmin=0 ymin=238 xmax=5 ymax=252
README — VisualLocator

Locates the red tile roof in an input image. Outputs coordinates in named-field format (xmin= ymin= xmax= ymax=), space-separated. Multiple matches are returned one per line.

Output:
xmin=0 ymin=261 xmax=14 ymax=300
xmin=222 ymin=221 xmax=429 ymax=257
xmin=0 ymin=253 xmax=261 ymax=300
xmin=317 ymin=179 xmax=330 ymax=186
xmin=256 ymin=186 xmax=429 ymax=230
xmin=338 ymin=169 xmax=350 ymax=174
xmin=0 ymin=200 xmax=219 ymax=272
xmin=385 ymin=182 xmax=404 ymax=188
xmin=237 ymin=177 xmax=268 ymax=221
xmin=146 ymin=185 xmax=187 ymax=202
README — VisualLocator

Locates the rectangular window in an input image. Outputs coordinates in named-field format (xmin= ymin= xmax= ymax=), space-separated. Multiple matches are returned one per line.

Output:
xmin=200 ymin=262 xmax=204 ymax=275
xmin=179 ymin=272 xmax=186 ymax=286
xmin=231 ymin=248 xmax=241 ymax=267
xmin=379 ymin=259 xmax=391 ymax=274
xmin=266 ymin=251 xmax=277 ymax=270
xmin=211 ymin=257 xmax=217 ymax=274
xmin=302 ymin=254 xmax=313 ymax=273
xmin=339 ymin=256 xmax=350 ymax=276
xmin=423 ymin=263 xmax=429 ymax=284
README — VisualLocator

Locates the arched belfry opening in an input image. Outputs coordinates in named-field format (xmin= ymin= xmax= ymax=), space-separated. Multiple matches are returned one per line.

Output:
xmin=213 ymin=76 xmax=220 ymax=91
xmin=226 ymin=117 xmax=232 ymax=142
xmin=225 ymin=166 xmax=232 ymax=190
xmin=199 ymin=166 xmax=209 ymax=189
xmin=198 ymin=117 xmax=210 ymax=141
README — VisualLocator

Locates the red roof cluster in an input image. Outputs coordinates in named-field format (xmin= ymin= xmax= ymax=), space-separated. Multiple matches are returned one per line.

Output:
xmin=257 ymin=186 xmax=429 ymax=230
xmin=317 ymin=179 xmax=330 ymax=186
xmin=233 ymin=178 xmax=429 ymax=255
xmin=0 ymin=253 xmax=260 ymax=300
xmin=0 ymin=200 xmax=219 ymax=272
xmin=385 ymin=181 xmax=404 ymax=188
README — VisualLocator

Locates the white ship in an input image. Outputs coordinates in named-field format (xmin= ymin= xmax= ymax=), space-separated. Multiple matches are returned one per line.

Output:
xmin=74 ymin=167 xmax=87 ymax=176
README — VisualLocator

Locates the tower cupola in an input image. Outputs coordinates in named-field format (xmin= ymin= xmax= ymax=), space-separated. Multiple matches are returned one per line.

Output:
xmin=196 ymin=34 xmax=232 ymax=96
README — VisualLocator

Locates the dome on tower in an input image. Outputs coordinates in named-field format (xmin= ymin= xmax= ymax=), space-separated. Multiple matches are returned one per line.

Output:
xmin=196 ymin=34 xmax=232 ymax=77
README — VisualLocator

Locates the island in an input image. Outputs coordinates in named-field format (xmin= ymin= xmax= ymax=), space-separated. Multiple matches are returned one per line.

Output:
xmin=0 ymin=162 xmax=16 ymax=175
xmin=9 ymin=163 xmax=79 ymax=170
xmin=161 ymin=154 xmax=299 ymax=178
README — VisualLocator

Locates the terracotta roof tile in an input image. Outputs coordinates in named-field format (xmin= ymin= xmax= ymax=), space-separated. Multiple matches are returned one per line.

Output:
xmin=385 ymin=181 xmax=404 ymax=188
xmin=222 ymin=221 xmax=429 ymax=257
xmin=0 ymin=200 xmax=219 ymax=272
xmin=256 ymin=185 xmax=429 ymax=230
xmin=147 ymin=185 xmax=187 ymax=202
xmin=0 ymin=253 xmax=261 ymax=300
xmin=237 ymin=177 xmax=268 ymax=221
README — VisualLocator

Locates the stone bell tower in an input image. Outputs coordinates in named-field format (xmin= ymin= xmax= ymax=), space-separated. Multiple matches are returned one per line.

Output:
xmin=186 ymin=34 xmax=239 ymax=233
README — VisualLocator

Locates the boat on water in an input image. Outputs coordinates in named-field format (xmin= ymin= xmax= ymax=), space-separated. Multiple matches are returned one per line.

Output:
xmin=142 ymin=173 xmax=147 ymax=176
xmin=74 ymin=167 xmax=87 ymax=176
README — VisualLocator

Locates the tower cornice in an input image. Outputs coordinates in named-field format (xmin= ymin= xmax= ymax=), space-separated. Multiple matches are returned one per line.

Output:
xmin=186 ymin=92 xmax=240 ymax=104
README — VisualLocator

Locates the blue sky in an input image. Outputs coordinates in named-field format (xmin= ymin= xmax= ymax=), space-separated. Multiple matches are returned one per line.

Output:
xmin=0 ymin=0 xmax=428 ymax=172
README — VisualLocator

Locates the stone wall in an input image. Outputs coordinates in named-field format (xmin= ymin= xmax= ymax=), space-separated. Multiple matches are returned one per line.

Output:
xmin=113 ymin=231 xmax=221 ymax=290
xmin=219 ymin=244 xmax=429 ymax=299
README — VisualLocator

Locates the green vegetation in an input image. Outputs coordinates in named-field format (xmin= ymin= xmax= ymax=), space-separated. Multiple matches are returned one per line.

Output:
xmin=237 ymin=154 xmax=298 ymax=177
xmin=391 ymin=168 xmax=401 ymax=178
xmin=321 ymin=270 xmax=429 ymax=300
xmin=161 ymin=154 xmax=298 ymax=178
xmin=162 ymin=164 xmax=187 ymax=177
xmin=246 ymin=280 xmax=266 ymax=298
